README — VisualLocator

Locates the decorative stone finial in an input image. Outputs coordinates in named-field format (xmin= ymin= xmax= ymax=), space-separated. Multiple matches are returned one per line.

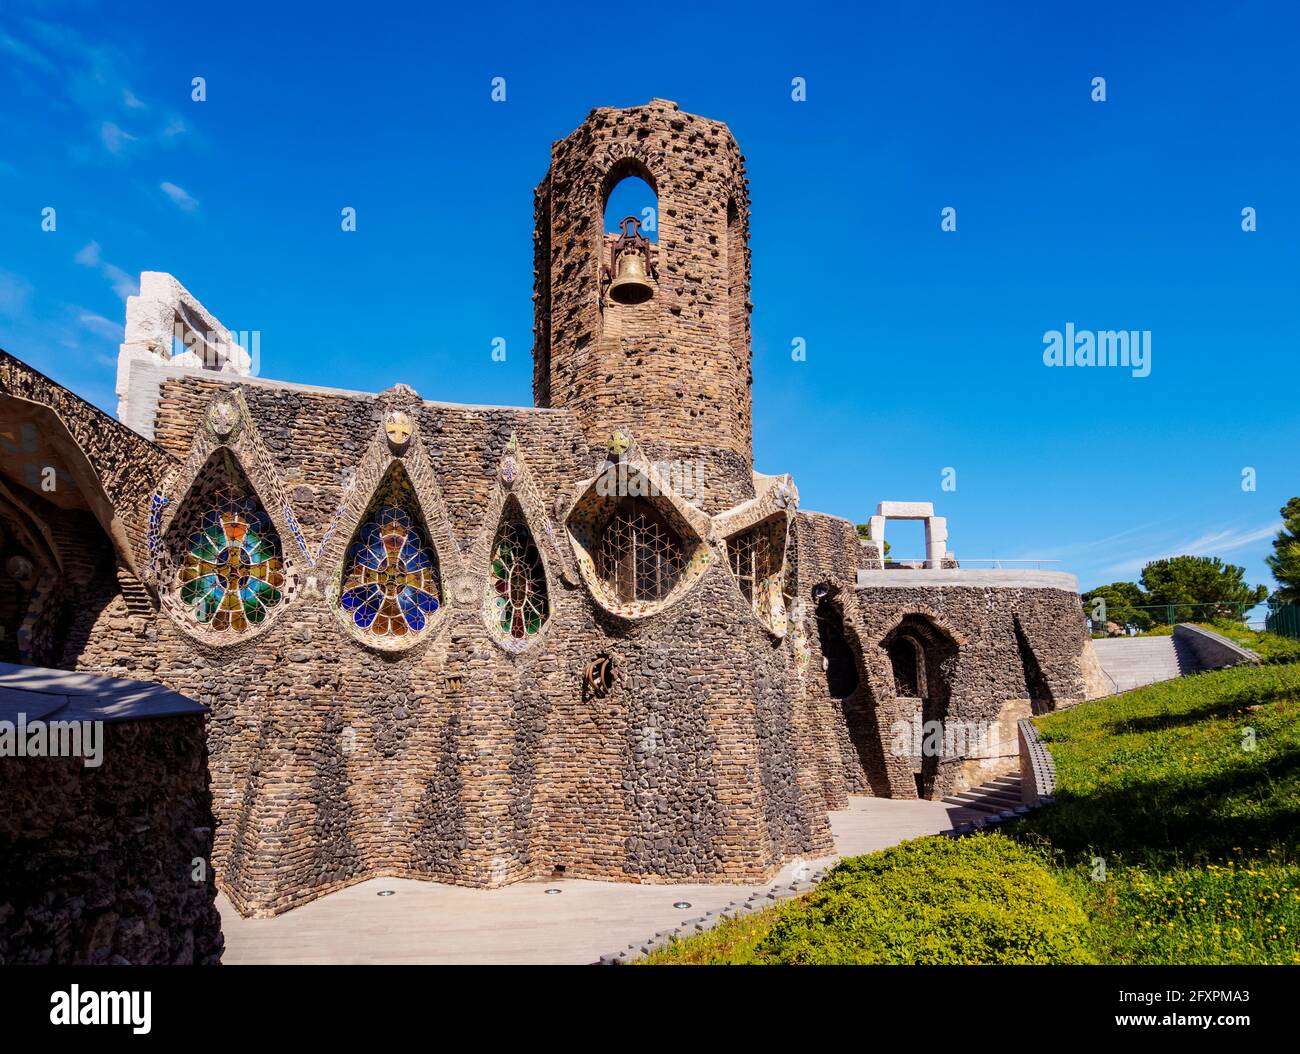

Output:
xmin=385 ymin=410 xmax=413 ymax=452
xmin=606 ymin=430 xmax=630 ymax=459
xmin=206 ymin=398 xmax=239 ymax=441
xmin=772 ymin=477 xmax=798 ymax=510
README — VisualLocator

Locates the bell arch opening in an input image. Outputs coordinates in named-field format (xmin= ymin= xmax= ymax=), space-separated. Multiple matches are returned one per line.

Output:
xmin=601 ymin=165 xmax=659 ymax=308
xmin=603 ymin=170 xmax=658 ymax=242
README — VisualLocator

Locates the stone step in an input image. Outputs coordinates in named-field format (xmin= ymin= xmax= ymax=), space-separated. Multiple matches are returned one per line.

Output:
xmin=1091 ymin=635 xmax=1201 ymax=692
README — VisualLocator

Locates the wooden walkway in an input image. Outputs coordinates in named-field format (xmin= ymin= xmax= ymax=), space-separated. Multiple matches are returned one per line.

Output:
xmin=219 ymin=795 xmax=984 ymax=964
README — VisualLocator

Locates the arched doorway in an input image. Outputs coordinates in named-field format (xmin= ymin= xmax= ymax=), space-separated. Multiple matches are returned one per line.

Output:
xmin=882 ymin=614 xmax=959 ymax=799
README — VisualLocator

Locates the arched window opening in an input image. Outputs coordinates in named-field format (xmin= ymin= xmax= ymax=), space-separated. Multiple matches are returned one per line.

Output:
xmin=596 ymin=497 xmax=685 ymax=603
xmin=486 ymin=509 xmax=549 ymax=641
xmin=167 ymin=450 xmax=287 ymax=636
xmin=338 ymin=465 xmax=441 ymax=640
xmin=883 ymin=614 xmax=959 ymax=799
xmin=726 ymin=517 xmax=787 ymax=628
xmin=887 ymin=635 xmax=923 ymax=696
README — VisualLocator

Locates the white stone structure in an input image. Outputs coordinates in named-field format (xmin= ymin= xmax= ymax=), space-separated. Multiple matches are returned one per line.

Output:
xmin=866 ymin=500 xmax=949 ymax=569
xmin=116 ymin=272 xmax=252 ymax=435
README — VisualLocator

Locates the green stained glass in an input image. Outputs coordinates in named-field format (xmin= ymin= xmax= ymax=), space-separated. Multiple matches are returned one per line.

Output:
xmin=485 ymin=515 xmax=548 ymax=641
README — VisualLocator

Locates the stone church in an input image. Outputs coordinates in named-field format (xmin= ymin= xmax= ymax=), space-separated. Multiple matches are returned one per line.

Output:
xmin=0 ymin=99 xmax=1104 ymax=917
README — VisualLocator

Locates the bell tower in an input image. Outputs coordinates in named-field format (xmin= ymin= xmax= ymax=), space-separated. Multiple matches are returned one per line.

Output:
xmin=532 ymin=99 xmax=754 ymax=513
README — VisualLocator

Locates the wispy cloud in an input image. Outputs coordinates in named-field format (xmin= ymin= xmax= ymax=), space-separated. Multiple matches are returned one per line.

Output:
xmin=100 ymin=121 xmax=137 ymax=154
xmin=74 ymin=241 xmax=137 ymax=301
xmin=1100 ymin=521 xmax=1282 ymax=576
xmin=3 ymin=17 xmax=190 ymax=159
xmin=159 ymin=181 xmax=199 ymax=212
xmin=78 ymin=311 xmax=122 ymax=342
xmin=0 ymin=270 xmax=35 ymax=319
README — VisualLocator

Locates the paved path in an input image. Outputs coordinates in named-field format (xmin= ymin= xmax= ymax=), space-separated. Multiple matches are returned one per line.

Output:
xmin=219 ymin=795 xmax=985 ymax=964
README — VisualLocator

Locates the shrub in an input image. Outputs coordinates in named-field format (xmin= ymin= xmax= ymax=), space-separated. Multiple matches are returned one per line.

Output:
xmin=752 ymin=834 xmax=1093 ymax=964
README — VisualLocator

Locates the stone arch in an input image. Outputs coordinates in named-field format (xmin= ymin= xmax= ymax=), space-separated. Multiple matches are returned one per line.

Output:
xmin=603 ymin=166 xmax=658 ymax=241
xmin=880 ymin=612 xmax=961 ymax=799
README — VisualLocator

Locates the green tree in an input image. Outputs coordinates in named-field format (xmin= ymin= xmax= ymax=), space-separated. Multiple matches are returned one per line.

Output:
xmin=1081 ymin=581 xmax=1153 ymax=632
xmin=1140 ymin=555 xmax=1268 ymax=623
xmin=855 ymin=523 xmax=890 ymax=557
xmin=1265 ymin=497 xmax=1300 ymax=604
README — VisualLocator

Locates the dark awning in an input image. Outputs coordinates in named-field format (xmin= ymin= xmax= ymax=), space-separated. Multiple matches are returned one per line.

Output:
xmin=0 ymin=662 xmax=206 ymax=725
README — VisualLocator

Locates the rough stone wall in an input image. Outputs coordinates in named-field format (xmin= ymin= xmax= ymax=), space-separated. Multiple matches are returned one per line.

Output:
xmin=0 ymin=714 xmax=222 ymax=964
xmin=62 ymin=372 xmax=832 ymax=915
xmin=847 ymin=584 xmax=1091 ymax=800
xmin=786 ymin=510 xmax=906 ymax=805
xmin=533 ymin=99 xmax=753 ymax=514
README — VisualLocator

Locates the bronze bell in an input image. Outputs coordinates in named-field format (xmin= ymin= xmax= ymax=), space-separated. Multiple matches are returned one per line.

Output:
xmin=609 ymin=247 xmax=655 ymax=305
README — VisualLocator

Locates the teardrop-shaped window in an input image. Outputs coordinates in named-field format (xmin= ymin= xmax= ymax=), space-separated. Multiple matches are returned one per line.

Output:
xmin=338 ymin=464 xmax=442 ymax=639
xmin=168 ymin=450 xmax=287 ymax=635
xmin=485 ymin=501 xmax=549 ymax=641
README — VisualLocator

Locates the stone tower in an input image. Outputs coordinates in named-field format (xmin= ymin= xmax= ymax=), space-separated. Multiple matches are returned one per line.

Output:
xmin=532 ymin=99 xmax=754 ymax=513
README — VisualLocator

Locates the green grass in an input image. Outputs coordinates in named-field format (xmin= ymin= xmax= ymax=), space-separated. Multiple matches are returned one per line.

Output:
xmin=647 ymin=662 xmax=1300 ymax=965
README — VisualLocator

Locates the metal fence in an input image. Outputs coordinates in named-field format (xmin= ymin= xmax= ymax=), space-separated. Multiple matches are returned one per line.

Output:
xmin=1266 ymin=601 xmax=1300 ymax=640
xmin=1127 ymin=602 xmax=1253 ymax=626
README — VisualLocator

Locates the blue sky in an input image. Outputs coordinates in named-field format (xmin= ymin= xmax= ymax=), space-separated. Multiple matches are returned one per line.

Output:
xmin=1 ymin=0 xmax=1296 ymax=604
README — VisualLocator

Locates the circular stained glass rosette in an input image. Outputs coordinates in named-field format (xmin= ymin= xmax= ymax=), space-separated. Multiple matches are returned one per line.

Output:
xmin=488 ymin=521 xmax=547 ymax=639
xmin=178 ymin=500 xmax=285 ymax=632
xmin=340 ymin=506 xmax=441 ymax=637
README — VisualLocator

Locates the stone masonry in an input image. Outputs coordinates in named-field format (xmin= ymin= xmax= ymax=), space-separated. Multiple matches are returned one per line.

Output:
xmin=0 ymin=100 xmax=1101 ymax=918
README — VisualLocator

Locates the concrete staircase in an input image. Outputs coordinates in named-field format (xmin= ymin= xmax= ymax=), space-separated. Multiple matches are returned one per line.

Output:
xmin=1090 ymin=635 xmax=1199 ymax=693
xmin=942 ymin=773 xmax=1024 ymax=814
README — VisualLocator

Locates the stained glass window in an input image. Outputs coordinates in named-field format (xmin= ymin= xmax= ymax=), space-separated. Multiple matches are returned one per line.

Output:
xmin=596 ymin=498 xmax=685 ymax=602
xmin=178 ymin=489 xmax=285 ymax=632
xmin=340 ymin=506 xmax=441 ymax=637
xmin=487 ymin=517 xmax=548 ymax=639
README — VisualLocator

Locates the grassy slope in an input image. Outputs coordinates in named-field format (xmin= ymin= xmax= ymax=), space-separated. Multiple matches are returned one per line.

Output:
xmin=647 ymin=658 xmax=1300 ymax=965
xmin=1022 ymin=662 xmax=1300 ymax=963
xmin=1138 ymin=620 xmax=1300 ymax=663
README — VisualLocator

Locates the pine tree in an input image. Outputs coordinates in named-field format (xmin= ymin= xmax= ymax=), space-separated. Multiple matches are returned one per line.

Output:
xmin=1266 ymin=497 xmax=1300 ymax=604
